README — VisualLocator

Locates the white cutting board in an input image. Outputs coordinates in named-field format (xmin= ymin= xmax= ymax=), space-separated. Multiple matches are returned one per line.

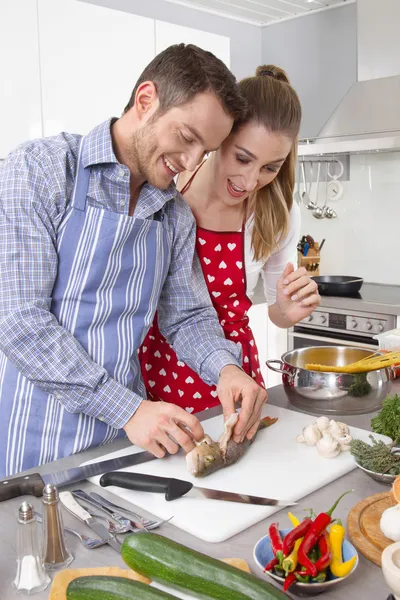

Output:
xmin=83 ymin=405 xmax=388 ymax=543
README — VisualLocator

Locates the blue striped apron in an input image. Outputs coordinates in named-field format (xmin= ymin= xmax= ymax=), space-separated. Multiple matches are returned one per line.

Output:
xmin=0 ymin=138 xmax=170 ymax=477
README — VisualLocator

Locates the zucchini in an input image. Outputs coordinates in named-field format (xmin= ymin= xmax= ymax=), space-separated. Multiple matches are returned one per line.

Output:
xmin=121 ymin=533 xmax=289 ymax=600
xmin=66 ymin=575 xmax=179 ymax=600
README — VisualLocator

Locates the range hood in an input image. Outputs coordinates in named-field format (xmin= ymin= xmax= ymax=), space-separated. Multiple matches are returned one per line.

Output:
xmin=299 ymin=0 xmax=400 ymax=155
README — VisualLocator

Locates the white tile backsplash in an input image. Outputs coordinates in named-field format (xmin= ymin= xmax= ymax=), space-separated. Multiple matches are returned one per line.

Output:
xmin=299 ymin=152 xmax=400 ymax=284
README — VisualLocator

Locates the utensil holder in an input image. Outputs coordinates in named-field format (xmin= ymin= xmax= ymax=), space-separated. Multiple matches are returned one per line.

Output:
xmin=298 ymin=242 xmax=320 ymax=275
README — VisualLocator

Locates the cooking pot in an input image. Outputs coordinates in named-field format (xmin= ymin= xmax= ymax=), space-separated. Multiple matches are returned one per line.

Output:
xmin=266 ymin=346 xmax=394 ymax=415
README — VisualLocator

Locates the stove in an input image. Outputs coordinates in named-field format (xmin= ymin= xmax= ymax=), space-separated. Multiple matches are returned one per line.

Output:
xmin=288 ymin=305 xmax=397 ymax=352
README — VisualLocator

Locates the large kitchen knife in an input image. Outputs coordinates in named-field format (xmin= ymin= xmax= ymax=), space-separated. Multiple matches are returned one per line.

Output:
xmin=100 ymin=471 xmax=297 ymax=507
xmin=59 ymin=491 xmax=122 ymax=553
xmin=0 ymin=450 xmax=156 ymax=502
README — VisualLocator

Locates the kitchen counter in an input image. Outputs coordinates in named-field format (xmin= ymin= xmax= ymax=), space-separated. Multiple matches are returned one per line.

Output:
xmin=1 ymin=382 xmax=399 ymax=600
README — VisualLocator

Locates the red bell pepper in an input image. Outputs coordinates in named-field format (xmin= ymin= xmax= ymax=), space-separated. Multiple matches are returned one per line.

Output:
xmin=297 ymin=490 xmax=352 ymax=577
xmin=282 ymin=518 xmax=313 ymax=556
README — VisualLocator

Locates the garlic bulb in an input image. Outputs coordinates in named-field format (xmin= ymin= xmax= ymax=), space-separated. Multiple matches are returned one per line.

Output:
xmin=316 ymin=430 xmax=341 ymax=458
xmin=380 ymin=505 xmax=400 ymax=542
xmin=296 ymin=423 xmax=322 ymax=446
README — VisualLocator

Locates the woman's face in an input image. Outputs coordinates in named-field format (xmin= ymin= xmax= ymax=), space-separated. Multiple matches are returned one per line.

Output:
xmin=211 ymin=121 xmax=293 ymax=206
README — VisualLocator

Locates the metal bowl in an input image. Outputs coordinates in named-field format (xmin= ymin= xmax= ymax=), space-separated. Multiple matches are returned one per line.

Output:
xmin=253 ymin=528 xmax=359 ymax=597
xmin=355 ymin=461 xmax=398 ymax=485
xmin=266 ymin=346 xmax=392 ymax=415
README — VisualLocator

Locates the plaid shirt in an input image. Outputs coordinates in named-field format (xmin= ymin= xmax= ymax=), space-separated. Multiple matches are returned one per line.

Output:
xmin=0 ymin=119 xmax=241 ymax=428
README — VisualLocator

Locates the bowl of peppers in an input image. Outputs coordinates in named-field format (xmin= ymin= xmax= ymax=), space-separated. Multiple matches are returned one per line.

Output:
xmin=253 ymin=492 xmax=359 ymax=595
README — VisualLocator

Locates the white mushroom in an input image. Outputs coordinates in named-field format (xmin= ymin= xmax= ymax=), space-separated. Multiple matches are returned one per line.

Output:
xmin=329 ymin=420 xmax=350 ymax=437
xmin=316 ymin=430 xmax=341 ymax=458
xmin=316 ymin=416 xmax=330 ymax=432
xmin=334 ymin=433 xmax=353 ymax=452
xmin=296 ymin=423 xmax=322 ymax=446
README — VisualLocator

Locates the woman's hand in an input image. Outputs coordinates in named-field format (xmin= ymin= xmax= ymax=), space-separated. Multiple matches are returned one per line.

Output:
xmin=274 ymin=262 xmax=320 ymax=326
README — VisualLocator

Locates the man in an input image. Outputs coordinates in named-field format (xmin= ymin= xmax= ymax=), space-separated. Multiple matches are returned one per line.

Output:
xmin=0 ymin=44 xmax=267 ymax=478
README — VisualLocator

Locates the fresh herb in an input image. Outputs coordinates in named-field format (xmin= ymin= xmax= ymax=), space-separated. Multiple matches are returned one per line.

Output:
xmin=350 ymin=435 xmax=400 ymax=475
xmin=348 ymin=373 xmax=372 ymax=397
xmin=371 ymin=394 xmax=400 ymax=440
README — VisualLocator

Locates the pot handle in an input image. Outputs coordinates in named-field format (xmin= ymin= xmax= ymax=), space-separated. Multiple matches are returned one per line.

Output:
xmin=265 ymin=359 xmax=286 ymax=374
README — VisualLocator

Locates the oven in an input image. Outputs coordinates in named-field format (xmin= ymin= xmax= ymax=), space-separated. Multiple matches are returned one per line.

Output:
xmin=288 ymin=306 xmax=397 ymax=352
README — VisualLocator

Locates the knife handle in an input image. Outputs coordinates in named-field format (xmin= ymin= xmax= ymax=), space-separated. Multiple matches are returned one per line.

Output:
xmin=0 ymin=472 xmax=45 ymax=501
xmin=100 ymin=471 xmax=193 ymax=501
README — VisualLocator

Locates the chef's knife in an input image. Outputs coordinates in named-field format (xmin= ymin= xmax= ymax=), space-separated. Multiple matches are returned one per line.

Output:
xmin=100 ymin=471 xmax=297 ymax=507
xmin=59 ymin=491 xmax=122 ymax=553
xmin=0 ymin=450 xmax=156 ymax=502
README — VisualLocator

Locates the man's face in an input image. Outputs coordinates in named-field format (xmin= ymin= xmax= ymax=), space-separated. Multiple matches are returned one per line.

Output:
xmin=128 ymin=91 xmax=234 ymax=189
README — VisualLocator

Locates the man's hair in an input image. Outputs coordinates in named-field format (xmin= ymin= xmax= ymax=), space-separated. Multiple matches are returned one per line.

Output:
xmin=124 ymin=43 xmax=245 ymax=120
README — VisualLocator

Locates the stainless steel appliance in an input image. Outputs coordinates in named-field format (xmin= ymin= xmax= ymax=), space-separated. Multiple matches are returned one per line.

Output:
xmin=265 ymin=307 xmax=398 ymax=415
xmin=288 ymin=306 xmax=397 ymax=353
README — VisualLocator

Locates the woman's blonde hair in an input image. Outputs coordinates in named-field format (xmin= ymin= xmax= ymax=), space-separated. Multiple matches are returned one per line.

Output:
xmin=235 ymin=65 xmax=301 ymax=262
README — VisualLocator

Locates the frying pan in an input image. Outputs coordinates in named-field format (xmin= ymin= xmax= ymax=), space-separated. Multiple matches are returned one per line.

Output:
xmin=312 ymin=275 xmax=364 ymax=296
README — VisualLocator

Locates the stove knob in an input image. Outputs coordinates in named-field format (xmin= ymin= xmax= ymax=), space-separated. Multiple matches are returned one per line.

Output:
xmin=350 ymin=319 xmax=358 ymax=329
xmin=306 ymin=314 xmax=314 ymax=323
xmin=378 ymin=323 xmax=385 ymax=332
xmin=319 ymin=315 xmax=327 ymax=324
xmin=365 ymin=321 xmax=373 ymax=331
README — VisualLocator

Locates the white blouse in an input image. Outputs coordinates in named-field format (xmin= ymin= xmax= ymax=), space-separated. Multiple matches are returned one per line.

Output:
xmin=244 ymin=201 xmax=301 ymax=306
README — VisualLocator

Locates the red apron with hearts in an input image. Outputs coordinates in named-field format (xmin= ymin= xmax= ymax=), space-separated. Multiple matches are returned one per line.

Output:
xmin=139 ymin=214 xmax=265 ymax=413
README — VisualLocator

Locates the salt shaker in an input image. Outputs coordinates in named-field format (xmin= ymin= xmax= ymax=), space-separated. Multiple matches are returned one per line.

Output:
xmin=13 ymin=501 xmax=51 ymax=595
xmin=42 ymin=483 xmax=74 ymax=570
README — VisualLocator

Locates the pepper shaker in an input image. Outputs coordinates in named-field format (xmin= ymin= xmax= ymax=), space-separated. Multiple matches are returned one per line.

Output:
xmin=42 ymin=483 xmax=74 ymax=570
xmin=13 ymin=501 xmax=51 ymax=595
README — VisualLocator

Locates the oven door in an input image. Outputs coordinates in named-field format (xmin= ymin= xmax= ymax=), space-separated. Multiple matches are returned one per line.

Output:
xmin=288 ymin=329 xmax=378 ymax=352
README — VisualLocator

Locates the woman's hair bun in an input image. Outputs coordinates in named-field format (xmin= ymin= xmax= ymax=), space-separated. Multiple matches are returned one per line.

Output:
xmin=256 ymin=64 xmax=290 ymax=84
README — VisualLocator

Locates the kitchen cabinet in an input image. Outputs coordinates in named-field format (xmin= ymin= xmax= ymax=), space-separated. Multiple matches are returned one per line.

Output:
xmin=0 ymin=0 xmax=42 ymax=158
xmin=155 ymin=21 xmax=230 ymax=67
xmin=37 ymin=0 xmax=155 ymax=136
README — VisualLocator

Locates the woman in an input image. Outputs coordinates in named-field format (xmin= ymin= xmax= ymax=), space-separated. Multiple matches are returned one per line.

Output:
xmin=139 ymin=64 xmax=320 ymax=413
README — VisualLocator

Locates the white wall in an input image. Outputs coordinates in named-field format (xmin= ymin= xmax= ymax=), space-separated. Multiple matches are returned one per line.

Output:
xmin=298 ymin=151 xmax=400 ymax=285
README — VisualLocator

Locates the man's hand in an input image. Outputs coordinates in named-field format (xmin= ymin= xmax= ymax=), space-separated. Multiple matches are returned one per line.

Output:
xmin=123 ymin=400 xmax=204 ymax=458
xmin=217 ymin=365 xmax=267 ymax=443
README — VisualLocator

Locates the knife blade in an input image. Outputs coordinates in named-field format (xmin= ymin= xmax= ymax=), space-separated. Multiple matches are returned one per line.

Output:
xmin=59 ymin=491 xmax=122 ymax=553
xmin=100 ymin=471 xmax=296 ymax=507
xmin=0 ymin=449 xmax=157 ymax=502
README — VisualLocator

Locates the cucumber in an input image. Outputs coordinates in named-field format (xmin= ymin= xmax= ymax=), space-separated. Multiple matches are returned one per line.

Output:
xmin=66 ymin=575 xmax=179 ymax=600
xmin=121 ymin=533 xmax=289 ymax=600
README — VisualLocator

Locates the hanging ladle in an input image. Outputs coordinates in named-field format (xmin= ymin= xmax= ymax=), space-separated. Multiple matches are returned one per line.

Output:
xmin=313 ymin=161 xmax=326 ymax=219
xmin=307 ymin=161 xmax=320 ymax=211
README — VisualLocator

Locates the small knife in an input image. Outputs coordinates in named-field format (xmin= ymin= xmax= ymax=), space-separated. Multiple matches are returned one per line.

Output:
xmin=100 ymin=472 xmax=296 ymax=507
xmin=59 ymin=491 xmax=122 ymax=553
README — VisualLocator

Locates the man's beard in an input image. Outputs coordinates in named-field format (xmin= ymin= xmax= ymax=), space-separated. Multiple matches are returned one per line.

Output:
xmin=126 ymin=122 xmax=169 ymax=190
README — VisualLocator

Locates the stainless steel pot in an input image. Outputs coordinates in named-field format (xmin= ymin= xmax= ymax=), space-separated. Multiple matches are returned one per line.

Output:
xmin=266 ymin=346 xmax=394 ymax=415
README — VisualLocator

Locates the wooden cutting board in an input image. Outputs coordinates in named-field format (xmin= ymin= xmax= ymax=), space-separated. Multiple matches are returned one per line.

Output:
xmin=347 ymin=491 xmax=396 ymax=567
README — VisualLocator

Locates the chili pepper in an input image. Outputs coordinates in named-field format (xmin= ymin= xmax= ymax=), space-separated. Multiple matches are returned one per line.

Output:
xmin=264 ymin=557 xmax=278 ymax=572
xmin=283 ymin=573 xmax=297 ymax=592
xmin=269 ymin=522 xmax=283 ymax=563
xmin=329 ymin=521 xmax=357 ymax=577
xmin=314 ymin=531 xmax=332 ymax=571
xmin=297 ymin=490 xmax=352 ymax=577
xmin=287 ymin=511 xmax=300 ymax=527
xmin=282 ymin=518 xmax=313 ymax=556
xmin=311 ymin=570 xmax=327 ymax=583
xmin=295 ymin=573 xmax=311 ymax=583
